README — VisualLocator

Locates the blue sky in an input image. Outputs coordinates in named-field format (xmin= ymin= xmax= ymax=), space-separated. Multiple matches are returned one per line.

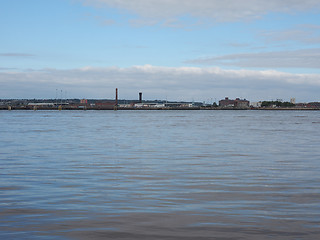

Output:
xmin=1 ymin=0 xmax=320 ymax=102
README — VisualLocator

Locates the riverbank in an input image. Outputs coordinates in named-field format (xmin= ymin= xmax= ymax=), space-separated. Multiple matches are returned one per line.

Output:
xmin=1 ymin=106 xmax=319 ymax=111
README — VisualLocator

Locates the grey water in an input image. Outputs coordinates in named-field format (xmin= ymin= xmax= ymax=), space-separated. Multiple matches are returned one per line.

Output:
xmin=0 ymin=110 xmax=320 ymax=239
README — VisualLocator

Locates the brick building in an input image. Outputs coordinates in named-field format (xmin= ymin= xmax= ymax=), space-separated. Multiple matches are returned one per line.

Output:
xmin=219 ymin=97 xmax=250 ymax=108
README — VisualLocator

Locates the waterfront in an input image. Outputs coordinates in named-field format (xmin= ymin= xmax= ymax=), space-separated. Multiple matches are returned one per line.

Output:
xmin=1 ymin=110 xmax=320 ymax=239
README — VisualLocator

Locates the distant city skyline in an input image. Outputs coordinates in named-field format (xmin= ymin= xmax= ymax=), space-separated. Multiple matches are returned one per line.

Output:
xmin=1 ymin=0 xmax=320 ymax=102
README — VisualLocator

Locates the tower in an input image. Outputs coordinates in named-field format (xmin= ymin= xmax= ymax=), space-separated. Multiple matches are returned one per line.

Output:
xmin=139 ymin=92 xmax=142 ymax=103
xmin=115 ymin=88 xmax=118 ymax=106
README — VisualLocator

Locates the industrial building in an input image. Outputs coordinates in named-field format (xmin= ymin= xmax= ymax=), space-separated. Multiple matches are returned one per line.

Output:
xmin=219 ymin=97 xmax=250 ymax=108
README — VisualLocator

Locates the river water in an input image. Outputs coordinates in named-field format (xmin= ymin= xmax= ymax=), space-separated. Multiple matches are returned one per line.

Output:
xmin=1 ymin=110 xmax=320 ymax=239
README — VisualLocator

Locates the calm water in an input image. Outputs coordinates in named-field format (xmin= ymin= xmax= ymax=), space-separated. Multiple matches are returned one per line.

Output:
xmin=1 ymin=110 xmax=320 ymax=239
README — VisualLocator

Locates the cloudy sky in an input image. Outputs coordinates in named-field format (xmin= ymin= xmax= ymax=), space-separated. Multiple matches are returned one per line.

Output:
xmin=1 ymin=0 xmax=320 ymax=102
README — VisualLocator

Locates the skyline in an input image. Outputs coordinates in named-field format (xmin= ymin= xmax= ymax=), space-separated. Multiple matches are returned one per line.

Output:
xmin=1 ymin=0 xmax=320 ymax=102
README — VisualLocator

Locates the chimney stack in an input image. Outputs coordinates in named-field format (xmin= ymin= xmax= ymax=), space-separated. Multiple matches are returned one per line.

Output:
xmin=139 ymin=92 xmax=142 ymax=103
xmin=115 ymin=88 xmax=118 ymax=106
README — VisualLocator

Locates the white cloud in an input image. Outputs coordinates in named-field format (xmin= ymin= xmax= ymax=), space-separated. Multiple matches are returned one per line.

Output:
xmin=0 ymin=65 xmax=319 ymax=102
xmin=261 ymin=24 xmax=320 ymax=44
xmin=0 ymin=53 xmax=35 ymax=57
xmin=185 ymin=48 xmax=320 ymax=69
xmin=80 ymin=0 xmax=320 ymax=23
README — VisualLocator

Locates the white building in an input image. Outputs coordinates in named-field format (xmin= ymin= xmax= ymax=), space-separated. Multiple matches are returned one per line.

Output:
xmin=250 ymin=102 xmax=262 ymax=108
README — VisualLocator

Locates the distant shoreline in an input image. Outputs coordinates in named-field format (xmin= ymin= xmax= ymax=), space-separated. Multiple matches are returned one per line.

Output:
xmin=1 ymin=106 xmax=320 ymax=111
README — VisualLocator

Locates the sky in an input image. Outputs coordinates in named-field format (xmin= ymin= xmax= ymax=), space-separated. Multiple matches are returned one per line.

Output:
xmin=1 ymin=0 xmax=320 ymax=102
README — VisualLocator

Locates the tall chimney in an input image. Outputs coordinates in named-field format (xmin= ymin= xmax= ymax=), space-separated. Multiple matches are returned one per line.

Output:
xmin=115 ymin=88 xmax=118 ymax=106
xmin=139 ymin=92 xmax=142 ymax=103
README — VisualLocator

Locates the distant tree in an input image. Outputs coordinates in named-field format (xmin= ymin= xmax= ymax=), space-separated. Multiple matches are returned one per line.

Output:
xmin=281 ymin=102 xmax=295 ymax=107
xmin=261 ymin=101 xmax=272 ymax=107
xmin=261 ymin=101 xmax=295 ymax=108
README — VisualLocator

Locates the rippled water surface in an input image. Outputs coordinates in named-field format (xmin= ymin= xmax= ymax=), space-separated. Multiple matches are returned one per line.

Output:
xmin=1 ymin=110 xmax=320 ymax=239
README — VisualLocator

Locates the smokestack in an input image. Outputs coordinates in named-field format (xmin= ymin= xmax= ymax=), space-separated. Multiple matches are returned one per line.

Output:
xmin=115 ymin=88 xmax=118 ymax=106
xmin=139 ymin=92 xmax=142 ymax=103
